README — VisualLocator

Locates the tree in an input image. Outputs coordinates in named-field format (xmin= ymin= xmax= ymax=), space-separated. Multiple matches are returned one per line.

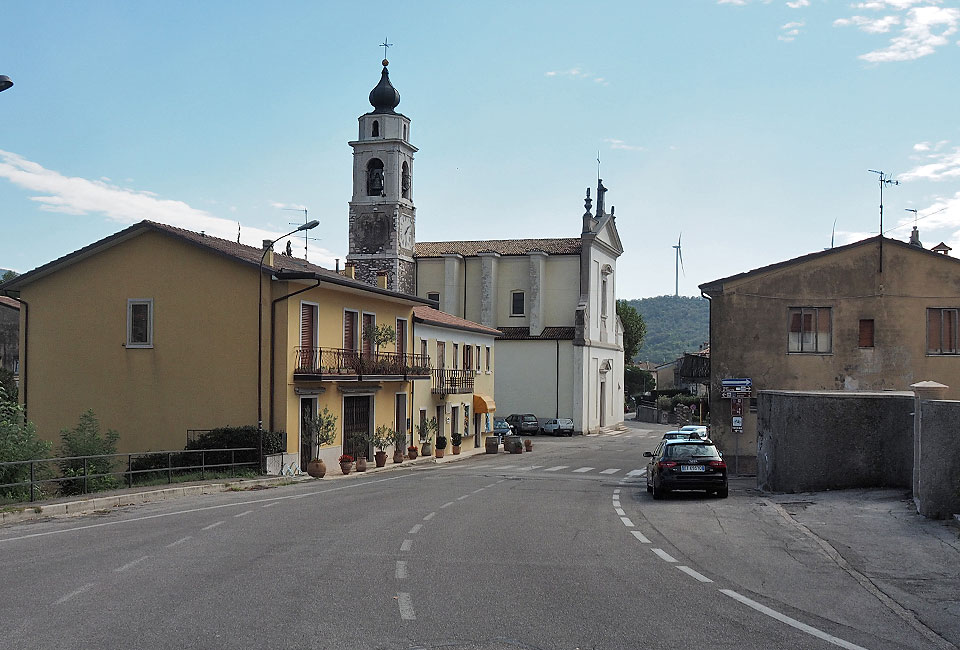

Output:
xmin=1 ymin=270 xmax=18 ymax=283
xmin=616 ymin=300 xmax=647 ymax=362
xmin=0 ymin=387 xmax=52 ymax=501
xmin=624 ymin=365 xmax=655 ymax=398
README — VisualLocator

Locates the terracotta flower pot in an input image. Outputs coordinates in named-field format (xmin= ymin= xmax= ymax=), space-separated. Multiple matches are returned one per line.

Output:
xmin=375 ymin=451 xmax=388 ymax=467
xmin=339 ymin=462 xmax=352 ymax=475
xmin=452 ymin=445 xmax=461 ymax=455
xmin=306 ymin=459 xmax=326 ymax=478
xmin=524 ymin=440 xmax=533 ymax=452
xmin=435 ymin=448 xmax=445 ymax=458
xmin=356 ymin=457 xmax=368 ymax=472
xmin=393 ymin=451 xmax=404 ymax=464
xmin=408 ymin=448 xmax=418 ymax=460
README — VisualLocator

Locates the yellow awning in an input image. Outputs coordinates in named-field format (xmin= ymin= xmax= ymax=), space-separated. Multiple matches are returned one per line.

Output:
xmin=473 ymin=394 xmax=496 ymax=413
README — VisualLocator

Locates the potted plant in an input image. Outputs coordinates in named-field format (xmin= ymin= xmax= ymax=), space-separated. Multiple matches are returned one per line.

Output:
xmin=392 ymin=427 xmax=407 ymax=463
xmin=362 ymin=324 xmax=397 ymax=373
xmin=372 ymin=425 xmax=392 ymax=468
xmin=353 ymin=428 xmax=372 ymax=472
xmin=304 ymin=407 xmax=338 ymax=479
xmin=407 ymin=445 xmax=419 ymax=460
xmin=451 ymin=430 xmax=462 ymax=455
xmin=435 ymin=433 xmax=448 ymax=458
xmin=418 ymin=417 xmax=435 ymax=457
xmin=524 ymin=439 xmax=533 ymax=452
xmin=338 ymin=454 xmax=354 ymax=475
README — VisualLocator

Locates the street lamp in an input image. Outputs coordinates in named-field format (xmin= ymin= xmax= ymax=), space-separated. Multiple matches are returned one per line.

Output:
xmin=257 ymin=219 xmax=320 ymax=470
xmin=0 ymin=76 xmax=13 ymax=93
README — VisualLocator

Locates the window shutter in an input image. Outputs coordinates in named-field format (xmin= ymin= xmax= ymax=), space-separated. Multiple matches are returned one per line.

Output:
xmin=301 ymin=304 xmax=314 ymax=350
xmin=858 ymin=319 xmax=874 ymax=348
xmin=344 ymin=311 xmax=357 ymax=351
xmin=945 ymin=309 xmax=958 ymax=353
xmin=362 ymin=314 xmax=375 ymax=356
xmin=927 ymin=308 xmax=941 ymax=354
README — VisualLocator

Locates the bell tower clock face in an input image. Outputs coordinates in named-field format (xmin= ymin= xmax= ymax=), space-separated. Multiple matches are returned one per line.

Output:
xmin=398 ymin=213 xmax=414 ymax=250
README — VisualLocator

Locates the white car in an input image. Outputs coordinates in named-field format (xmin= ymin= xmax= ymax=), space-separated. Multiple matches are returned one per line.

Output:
xmin=679 ymin=425 xmax=708 ymax=439
xmin=541 ymin=418 xmax=575 ymax=436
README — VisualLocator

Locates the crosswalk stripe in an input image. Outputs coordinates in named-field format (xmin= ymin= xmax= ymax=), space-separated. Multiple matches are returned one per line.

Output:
xmin=499 ymin=465 xmax=516 ymax=470
xmin=626 ymin=469 xmax=646 ymax=477
xmin=544 ymin=466 xmax=568 ymax=472
xmin=600 ymin=468 xmax=621 ymax=474
xmin=573 ymin=467 xmax=594 ymax=473
xmin=516 ymin=465 xmax=542 ymax=471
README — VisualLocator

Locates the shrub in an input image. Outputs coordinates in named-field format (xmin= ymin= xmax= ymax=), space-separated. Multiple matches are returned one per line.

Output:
xmin=58 ymin=410 xmax=121 ymax=495
xmin=656 ymin=396 xmax=673 ymax=411
xmin=0 ymin=388 xmax=52 ymax=502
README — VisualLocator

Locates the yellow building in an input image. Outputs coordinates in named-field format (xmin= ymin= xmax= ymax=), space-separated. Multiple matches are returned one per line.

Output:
xmin=0 ymin=221 xmax=453 ymax=469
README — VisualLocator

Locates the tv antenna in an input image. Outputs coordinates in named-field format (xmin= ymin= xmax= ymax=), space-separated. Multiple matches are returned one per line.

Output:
xmin=673 ymin=232 xmax=685 ymax=297
xmin=882 ymin=206 xmax=948 ymax=235
xmin=868 ymin=169 xmax=899 ymax=273
xmin=283 ymin=207 xmax=321 ymax=260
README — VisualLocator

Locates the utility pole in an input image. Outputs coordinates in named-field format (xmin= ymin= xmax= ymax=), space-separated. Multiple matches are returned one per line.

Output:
xmin=868 ymin=170 xmax=899 ymax=273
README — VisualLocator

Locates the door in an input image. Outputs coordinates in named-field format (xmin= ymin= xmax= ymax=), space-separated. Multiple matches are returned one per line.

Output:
xmin=599 ymin=380 xmax=607 ymax=428
xmin=343 ymin=395 xmax=371 ymax=460
xmin=395 ymin=394 xmax=407 ymax=449
xmin=299 ymin=397 xmax=317 ymax=470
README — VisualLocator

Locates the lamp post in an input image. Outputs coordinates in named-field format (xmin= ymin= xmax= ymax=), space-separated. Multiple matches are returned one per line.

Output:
xmin=0 ymin=76 xmax=13 ymax=93
xmin=257 ymin=219 xmax=320 ymax=471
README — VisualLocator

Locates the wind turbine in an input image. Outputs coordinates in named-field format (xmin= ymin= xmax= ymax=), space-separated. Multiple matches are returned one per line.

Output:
xmin=673 ymin=233 xmax=684 ymax=297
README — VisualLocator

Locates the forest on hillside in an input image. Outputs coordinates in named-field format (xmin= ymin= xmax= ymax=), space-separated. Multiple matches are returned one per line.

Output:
xmin=624 ymin=295 xmax=709 ymax=365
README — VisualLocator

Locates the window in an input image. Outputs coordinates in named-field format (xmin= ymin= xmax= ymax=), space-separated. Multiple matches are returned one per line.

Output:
xmin=361 ymin=313 xmax=375 ymax=357
xmin=420 ymin=338 xmax=428 ymax=362
xmin=126 ymin=299 xmax=153 ymax=348
xmin=511 ymin=291 xmax=525 ymax=316
xmin=396 ymin=318 xmax=407 ymax=356
xmin=601 ymin=277 xmax=608 ymax=319
xmin=366 ymin=158 xmax=384 ymax=196
xmin=344 ymin=310 xmax=359 ymax=351
xmin=403 ymin=124 xmax=408 ymax=140
xmin=427 ymin=291 xmax=440 ymax=303
xmin=371 ymin=120 xmax=379 ymax=137
xmin=788 ymin=307 xmax=832 ymax=353
xmin=463 ymin=344 xmax=472 ymax=370
xmin=401 ymin=161 xmax=410 ymax=199
xmin=453 ymin=343 xmax=459 ymax=369
xmin=858 ymin=319 xmax=875 ymax=348
xmin=436 ymin=341 xmax=445 ymax=368
xmin=301 ymin=303 xmax=318 ymax=366
xmin=927 ymin=308 xmax=959 ymax=354
xmin=485 ymin=346 xmax=491 ymax=371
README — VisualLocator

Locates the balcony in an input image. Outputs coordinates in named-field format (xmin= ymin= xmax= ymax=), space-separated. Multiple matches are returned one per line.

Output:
xmin=294 ymin=347 xmax=431 ymax=381
xmin=432 ymin=368 xmax=476 ymax=395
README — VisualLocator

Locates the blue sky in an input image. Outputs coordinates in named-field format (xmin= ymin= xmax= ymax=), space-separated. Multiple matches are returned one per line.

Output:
xmin=1 ymin=1 xmax=959 ymax=299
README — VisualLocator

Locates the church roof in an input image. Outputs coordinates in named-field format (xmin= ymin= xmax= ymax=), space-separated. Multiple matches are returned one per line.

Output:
xmin=414 ymin=238 xmax=581 ymax=258
xmin=368 ymin=60 xmax=400 ymax=114
xmin=497 ymin=327 xmax=576 ymax=341
xmin=412 ymin=306 xmax=501 ymax=337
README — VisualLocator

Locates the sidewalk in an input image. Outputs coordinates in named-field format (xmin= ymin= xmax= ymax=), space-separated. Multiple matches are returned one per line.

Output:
xmin=0 ymin=443 xmax=492 ymax=526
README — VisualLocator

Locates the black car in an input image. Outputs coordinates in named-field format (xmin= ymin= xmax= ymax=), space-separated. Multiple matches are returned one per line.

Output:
xmin=492 ymin=417 xmax=513 ymax=440
xmin=506 ymin=413 xmax=540 ymax=435
xmin=643 ymin=439 xmax=728 ymax=499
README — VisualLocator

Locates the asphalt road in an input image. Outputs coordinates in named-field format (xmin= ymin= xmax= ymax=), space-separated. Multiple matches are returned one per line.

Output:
xmin=0 ymin=423 xmax=948 ymax=650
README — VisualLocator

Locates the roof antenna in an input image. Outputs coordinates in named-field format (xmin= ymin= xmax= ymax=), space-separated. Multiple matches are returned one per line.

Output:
xmin=868 ymin=169 xmax=899 ymax=273
xmin=282 ymin=207 xmax=320 ymax=260
xmin=237 ymin=222 xmax=241 ymax=244
xmin=825 ymin=218 xmax=837 ymax=250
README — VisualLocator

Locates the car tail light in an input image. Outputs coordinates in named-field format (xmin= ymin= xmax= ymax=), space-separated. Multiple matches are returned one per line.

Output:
xmin=658 ymin=461 xmax=677 ymax=469
xmin=708 ymin=460 xmax=726 ymax=469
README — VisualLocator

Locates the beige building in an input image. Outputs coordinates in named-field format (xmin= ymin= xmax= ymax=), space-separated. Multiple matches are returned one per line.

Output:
xmin=700 ymin=234 xmax=960 ymax=472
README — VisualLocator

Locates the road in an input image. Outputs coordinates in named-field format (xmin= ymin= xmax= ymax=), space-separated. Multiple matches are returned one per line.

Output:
xmin=0 ymin=422 xmax=948 ymax=650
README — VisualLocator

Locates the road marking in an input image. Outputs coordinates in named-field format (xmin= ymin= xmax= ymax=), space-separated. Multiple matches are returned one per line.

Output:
xmin=114 ymin=556 xmax=149 ymax=573
xmin=261 ymin=502 xmax=279 ymax=508
xmin=619 ymin=516 xmax=635 ymax=527
xmin=472 ymin=488 xmax=484 ymax=494
xmin=234 ymin=510 xmax=253 ymax=518
xmin=423 ymin=512 xmax=436 ymax=521
xmin=400 ymin=539 xmax=413 ymax=552
xmin=612 ymin=498 xmax=621 ymax=506
xmin=652 ymin=548 xmax=678 ymax=563
xmin=456 ymin=495 xmax=469 ymax=501
xmin=408 ymin=524 xmax=423 ymax=535
xmin=499 ymin=465 xmax=516 ymax=470
xmin=600 ymin=468 xmax=621 ymax=474
xmin=615 ymin=507 xmax=626 ymax=516
xmin=626 ymin=469 xmax=646 ymax=477
xmin=544 ymin=465 xmax=568 ymax=472
xmin=613 ymin=488 xmax=621 ymax=495
xmin=397 ymin=592 xmax=416 ymax=620
xmin=202 ymin=521 xmax=224 ymax=531
xmin=573 ymin=467 xmax=594 ymax=473
xmin=631 ymin=530 xmax=651 ymax=543
xmin=395 ymin=561 xmax=408 ymax=579
xmin=54 ymin=583 xmax=96 ymax=605
xmin=484 ymin=483 xmax=498 ymax=488
xmin=496 ymin=479 xmax=507 ymax=484
xmin=166 ymin=536 xmax=192 ymax=548
xmin=720 ymin=589 xmax=867 ymax=650
xmin=440 ymin=501 xmax=454 ymax=509
xmin=677 ymin=565 xmax=713 ymax=582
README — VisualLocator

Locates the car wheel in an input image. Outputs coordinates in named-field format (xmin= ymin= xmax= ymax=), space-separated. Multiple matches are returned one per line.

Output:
xmin=646 ymin=478 xmax=652 ymax=493
xmin=652 ymin=482 xmax=663 ymax=500
xmin=717 ymin=487 xmax=728 ymax=498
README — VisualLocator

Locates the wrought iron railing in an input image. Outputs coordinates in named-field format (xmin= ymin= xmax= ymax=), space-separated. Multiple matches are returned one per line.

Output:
xmin=432 ymin=368 xmax=475 ymax=395
xmin=294 ymin=347 xmax=431 ymax=379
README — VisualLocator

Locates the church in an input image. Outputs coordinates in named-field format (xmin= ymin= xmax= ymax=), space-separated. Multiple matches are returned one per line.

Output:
xmin=345 ymin=59 xmax=625 ymax=434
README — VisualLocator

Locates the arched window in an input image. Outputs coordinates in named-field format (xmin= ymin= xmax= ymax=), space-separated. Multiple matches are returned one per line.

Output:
xmin=366 ymin=158 xmax=384 ymax=196
xmin=401 ymin=161 xmax=410 ymax=199
xmin=403 ymin=124 xmax=408 ymax=140
xmin=371 ymin=120 xmax=380 ymax=137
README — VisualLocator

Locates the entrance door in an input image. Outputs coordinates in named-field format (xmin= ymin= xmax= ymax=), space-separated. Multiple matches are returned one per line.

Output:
xmin=395 ymin=394 xmax=407 ymax=449
xmin=300 ymin=397 xmax=317 ymax=470
xmin=599 ymin=381 xmax=607 ymax=428
xmin=343 ymin=395 xmax=371 ymax=460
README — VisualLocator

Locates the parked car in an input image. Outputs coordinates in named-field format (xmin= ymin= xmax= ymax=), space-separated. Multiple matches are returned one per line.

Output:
xmin=661 ymin=430 xmax=694 ymax=440
xmin=643 ymin=439 xmax=728 ymax=499
xmin=492 ymin=417 xmax=513 ymax=440
xmin=506 ymin=413 xmax=540 ymax=435
xmin=541 ymin=418 xmax=575 ymax=436
xmin=678 ymin=425 xmax=708 ymax=439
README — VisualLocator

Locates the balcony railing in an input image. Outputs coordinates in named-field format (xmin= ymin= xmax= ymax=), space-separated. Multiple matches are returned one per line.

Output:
xmin=294 ymin=347 xmax=431 ymax=380
xmin=432 ymin=368 xmax=476 ymax=395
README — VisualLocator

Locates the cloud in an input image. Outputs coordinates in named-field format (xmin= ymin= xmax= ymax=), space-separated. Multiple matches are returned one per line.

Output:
xmin=834 ymin=14 xmax=902 ymax=32
xmin=604 ymin=138 xmax=644 ymax=151
xmin=786 ymin=0 xmax=810 ymax=8
xmin=545 ymin=67 xmax=609 ymax=86
xmin=900 ymin=144 xmax=960 ymax=181
xmin=913 ymin=142 xmax=931 ymax=152
xmin=271 ymin=201 xmax=308 ymax=211
xmin=779 ymin=20 xmax=805 ymax=41
xmin=0 ymin=149 xmax=339 ymax=266
xmin=851 ymin=6 xmax=960 ymax=62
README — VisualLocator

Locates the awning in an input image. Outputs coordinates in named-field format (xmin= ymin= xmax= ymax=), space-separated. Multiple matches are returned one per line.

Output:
xmin=473 ymin=394 xmax=496 ymax=413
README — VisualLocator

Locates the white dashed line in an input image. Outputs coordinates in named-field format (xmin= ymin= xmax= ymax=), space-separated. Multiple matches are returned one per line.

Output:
xmin=400 ymin=539 xmax=413 ymax=552
xmin=720 ymin=589 xmax=867 ymax=650
xmin=114 ymin=556 xmax=149 ymax=573
xmin=408 ymin=524 xmax=423 ymax=535
xmin=496 ymin=479 xmax=507 ymax=484
xmin=54 ymin=583 xmax=96 ymax=605
xmin=600 ymin=468 xmax=622 ymax=474
xmin=261 ymin=502 xmax=279 ymax=508
xmin=615 ymin=508 xmax=626 ymax=516
xmin=613 ymin=489 xmax=621 ymax=495
xmin=677 ymin=566 xmax=713 ymax=583
xmin=165 ymin=536 xmax=192 ymax=548
xmin=499 ymin=465 xmax=516 ymax=470
xmin=395 ymin=561 xmax=408 ymax=579
xmin=440 ymin=501 xmax=454 ymax=509
xmin=456 ymin=495 xmax=469 ymax=501
xmin=234 ymin=510 xmax=253 ymax=518
xmin=423 ymin=512 xmax=436 ymax=521
xmin=485 ymin=483 xmax=498 ymax=488
xmin=201 ymin=521 xmax=224 ymax=531
xmin=631 ymin=530 xmax=651 ymax=543
xmin=652 ymin=548 xmax=678 ymax=563
xmin=472 ymin=488 xmax=484 ymax=494
xmin=573 ymin=467 xmax=594 ymax=473
xmin=620 ymin=516 xmax=635 ymax=527
xmin=545 ymin=466 xmax=568 ymax=472
xmin=397 ymin=592 xmax=416 ymax=620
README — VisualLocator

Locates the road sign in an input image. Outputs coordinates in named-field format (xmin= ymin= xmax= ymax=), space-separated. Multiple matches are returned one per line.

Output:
xmin=732 ymin=416 xmax=743 ymax=433
xmin=722 ymin=378 xmax=752 ymax=388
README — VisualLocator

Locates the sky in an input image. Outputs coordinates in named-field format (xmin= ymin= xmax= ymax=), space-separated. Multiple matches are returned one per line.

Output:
xmin=1 ymin=1 xmax=959 ymax=299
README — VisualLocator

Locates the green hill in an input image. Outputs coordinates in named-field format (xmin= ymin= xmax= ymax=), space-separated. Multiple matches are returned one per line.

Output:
xmin=625 ymin=295 xmax=709 ymax=365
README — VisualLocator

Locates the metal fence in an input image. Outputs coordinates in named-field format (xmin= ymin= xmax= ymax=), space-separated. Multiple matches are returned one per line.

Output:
xmin=0 ymin=447 xmax=258 ymax=503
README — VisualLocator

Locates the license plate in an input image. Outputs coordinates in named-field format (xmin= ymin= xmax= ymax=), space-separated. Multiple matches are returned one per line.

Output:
xmin=680 ymin=465 xmax=705 ymax=472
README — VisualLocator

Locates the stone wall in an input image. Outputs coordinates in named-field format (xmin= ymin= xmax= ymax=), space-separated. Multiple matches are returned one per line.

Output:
xmin=915 ymin=399 xmax=960 ymax=519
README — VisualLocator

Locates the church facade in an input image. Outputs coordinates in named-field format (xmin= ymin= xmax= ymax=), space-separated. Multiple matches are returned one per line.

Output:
xmin=346 ymin=61 xmax=625 ymax=434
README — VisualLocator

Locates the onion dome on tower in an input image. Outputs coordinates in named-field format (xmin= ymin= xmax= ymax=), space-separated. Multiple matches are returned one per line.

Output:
xmin=368 ymin=59 xmax=400 ymax=114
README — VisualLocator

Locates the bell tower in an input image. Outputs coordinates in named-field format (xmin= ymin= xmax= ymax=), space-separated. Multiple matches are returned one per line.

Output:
xmin=347 ymin=58 xmax=417 ymax=294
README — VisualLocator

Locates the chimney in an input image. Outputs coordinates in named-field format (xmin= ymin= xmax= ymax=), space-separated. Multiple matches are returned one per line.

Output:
xmin=262 ymin=239 xmax=274 ymax=267
xmin=335 ymin=258 xmax=340 ymax=272
xmin=909 ymin=226 xmax=923 ymax=247
xmin=376 ymin=270 xmax=388 ymax=289
xmin=343 ymin=262 xmax=355 ymax=279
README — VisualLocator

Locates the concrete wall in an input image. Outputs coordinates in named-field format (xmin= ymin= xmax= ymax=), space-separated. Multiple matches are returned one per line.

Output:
xmin=757 ymin=390 xmax=914 ymax=493
xmin=915 ymin=399 xmax=960 ymax=519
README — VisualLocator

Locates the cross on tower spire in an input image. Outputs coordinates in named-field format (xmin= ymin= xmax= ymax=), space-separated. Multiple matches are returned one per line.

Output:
xmin=380 ymin=38 xmax=393 ymax=62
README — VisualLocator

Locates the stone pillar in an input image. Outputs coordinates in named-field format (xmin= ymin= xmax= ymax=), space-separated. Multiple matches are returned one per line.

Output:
xmin=442 ymin=254 xmax=462 ymax=317
xmin=478 ymin=252 xmax=499 ymax=328
xmin=910 ymin=380 xmax=949 ymax=516
xmin=528 ymin=251 xmax=548 ymax=337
